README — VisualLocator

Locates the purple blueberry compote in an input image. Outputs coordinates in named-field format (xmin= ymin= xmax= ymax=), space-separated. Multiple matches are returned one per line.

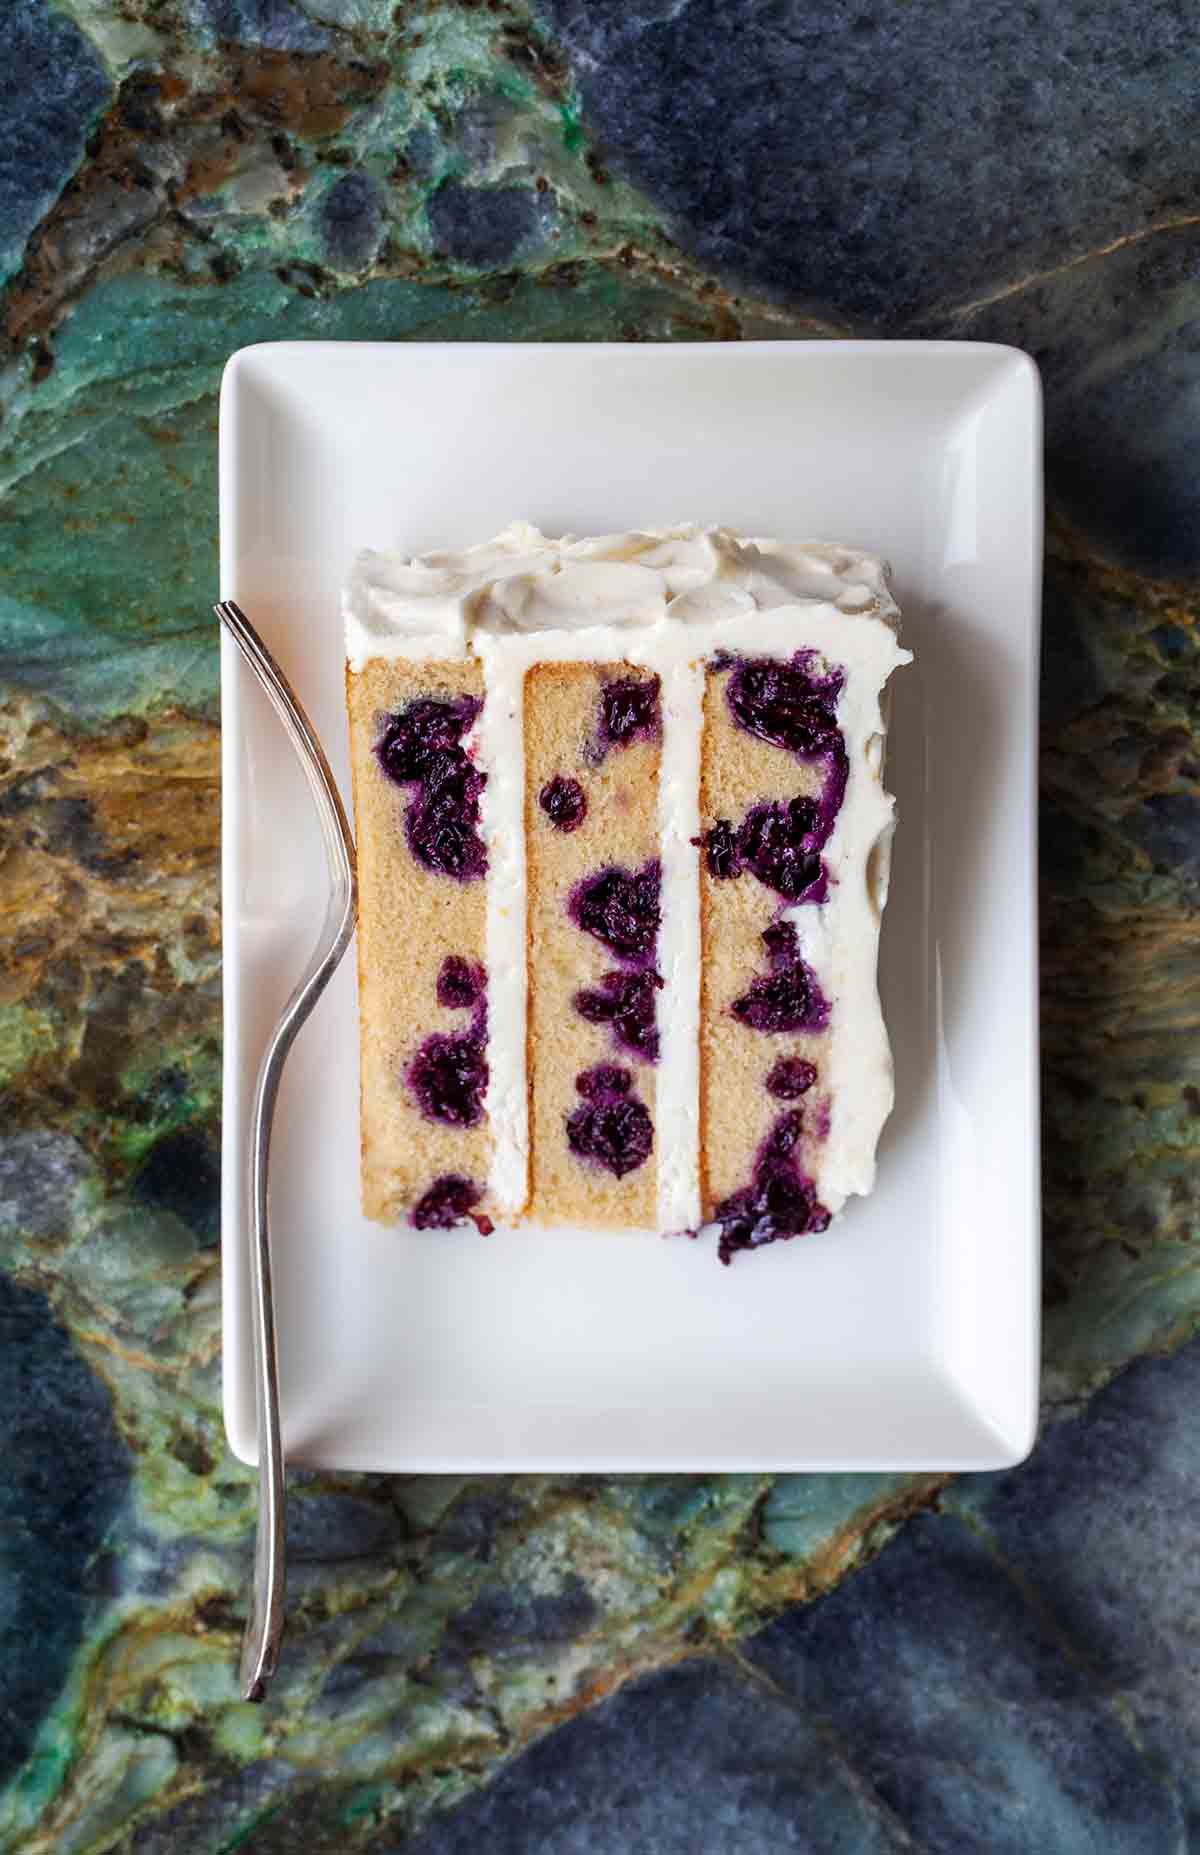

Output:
xmin=703 ymin=820 xmax=739 ymax=879
xmin=733 ymin=969 xmax=822 ymax=1034
xmin=761 ymin=921 xmax=797 ymax=963
xmin=575 ymin=969 xmax=662 ymax=1062
xmin=566 ymin=1065 xmax=653 ymax=1178
xmin=437 ymin=955 xmax=485 ymax=1011
xmin=377 ymin=696 xmax=480 ymax=781
xmin=407 ymin=1027 xmax=487 ymax=1126
xmin=411 ymin=965 xmax=489 ymax=1123
xmin=766 ymin=1056 xmax=818 ymax=1100
xmin=708 ymin=650 xmax=851 ymax=899
xmin=738 ymin=797 xmax=824 ymax=897
xmin=406 ymin=749 xmax=487 ymax=881
xmin=568 ymin=860 xmax=661 ymax=967
xmin=769 ymin=1108 xmax=803 ymax=1151
xmin=411 ymin=1174 xmax=491 ymax=1231
xmin=712 ymin=1112 xmax=830 ymax=1265
xmin=731 ymin=921 xmax=829 ymax=1035
xmin=539 ymin=776 xmax=587 ymax=832
xmin=706 ymin=798 xmax=827 ymax=902
xmin=722 ymin=652 xmax=844 ymax=758
xmin=375 ymin=695 xmax=487 ymax=881
xmin=576 ymin=1063 xmax=633 ymax=1099
xmin=599 ymin=674 xmax=661 ymax=750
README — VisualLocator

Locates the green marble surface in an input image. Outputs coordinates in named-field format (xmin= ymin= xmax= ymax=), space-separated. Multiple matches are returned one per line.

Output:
xmin=1 ymin=0 xmax=1198 ymax=1848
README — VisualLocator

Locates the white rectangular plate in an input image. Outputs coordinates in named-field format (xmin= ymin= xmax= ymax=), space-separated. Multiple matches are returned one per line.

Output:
xmin=220 ymin=340 xmax=1041 ymax=1473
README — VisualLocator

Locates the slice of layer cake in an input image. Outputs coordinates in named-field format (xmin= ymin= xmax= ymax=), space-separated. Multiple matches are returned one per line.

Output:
xmin=344 ymin=524 xmax=910 ymax=1261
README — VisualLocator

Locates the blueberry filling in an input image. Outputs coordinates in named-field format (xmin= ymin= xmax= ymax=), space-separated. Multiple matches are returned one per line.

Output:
xmin=703 ymin=819 xmax=739 ymax=879
xmin=733 ymin=970 xmax=822 ymax=1033
xmin=712 ymin=1112 xmax=830 ymax=1265
xmin=375 ymin=695 xmax=487 ymax=881
xmin=406 ymin=750 xmax=488 ymax=882
xmin=411 ymin=1174 xmax=493 ymax=1232
xmin=762 ymin=920 xmax=799 ymax=963
xmin=539 ymin=776 xmax=587 ymax=832
xmin=768 ymin=1109 xmax=804 ymax=1153
xmin=737 ymin=798 xmax=826 ymax=898
xmin=720 ymin=651 xmax=844 ymax=759
xmin=704 ymin=797 xmax=826 ymax=901
xmin=576 ymin=1063 xmax=633 ymax=1099
xmin=598 ymin=674 xmax=661 ymax=750
xmin=377 ymin=696 xmax=480 ymax=781
xmin=566 ymin=1065 xmax=653 ymax=1178
xmin=437 ymin=956 xmax=485 ymax=1011
xmin=575 ymin=969 xmax=662 ymax=1062
xmin=766 ymin=1056 xmax=818 ymax=1099
xmin=409 ymin=986 xmax=489 ymax=1127
xmin=731 ymin=922 xmax=829 ymax=1034
xmin=708 ymin=650 xmax=850 ymax=898
xmin=408 ymin=1032 xmax=487 ymax=1126
xmin=568 ymin=860 xmax=661 ymax=967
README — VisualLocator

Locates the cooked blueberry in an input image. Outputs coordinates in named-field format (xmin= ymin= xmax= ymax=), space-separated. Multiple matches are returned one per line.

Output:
xmin=569 ymin=861 xmax=661 ymax=967
xmin=712 ymin=1113 xmax=830 ymax=1264
xmin=732 ymin=964 xmax=828 ymax=1034
xmin=704 ymin=820 xmax=740 ymax=879
xmin=761 ymin=921 xmax=799 ymax=966
xmin=574 ymin=969 xmax=662 ymax=1062
xmin=566 ymin=1090 xmax=653 ymax=1178
xmin=376 ymin=697 xmax=487 ymax=881
xmin=723 ymin=653 xmax=843 ymax=758
xmin=599 ymin=674 xmax=661 ymax=748
xmin=766 ymin=1110 xmax=804 ymax=1155
xmin=715 ymin=653 xmax=851 ymax=886
xmin=766 ymin=1056 xmax=818 ymax=1099
xmin=731 ymin=926 xmax=829 ymax=1034
xmin=405 ymin=756 xmax=487 ymax=881
xmin=575 ymin=1063 xmax=632 ymax=1098
xmin=437 ymin=956 xmax=485 ymax=1010
xmin=539 ymin=776 xmax=587 ymax=832
xmin=411 ymin=1174 xmax=483 ymax=1229
xmin=376 ymin=696 xmax=480 ymax=783
xmin=736 ymin=799 xmax=824 ymax=899
xmin=407 ymin=1030 xmax=487 ymax=1126
xmin=703 ymin=792 xmax=836 ymax=900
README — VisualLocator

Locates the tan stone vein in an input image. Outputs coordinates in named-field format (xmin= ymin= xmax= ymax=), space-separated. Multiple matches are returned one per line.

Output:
xmin=75 ymin=1324 xmax=199 ymax=1380
xmin=943 ymin=212 xmax=1200 ymax=323
xmin=719 ymin=1640 xmax=931 ymax=1851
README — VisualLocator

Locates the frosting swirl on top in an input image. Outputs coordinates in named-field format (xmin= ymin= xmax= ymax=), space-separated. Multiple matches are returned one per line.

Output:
xmin=344 ymin=522 xmax=894 ymax=669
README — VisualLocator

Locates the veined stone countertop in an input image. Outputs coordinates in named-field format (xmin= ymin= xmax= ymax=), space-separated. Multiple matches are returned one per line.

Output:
xmin=0 ymin=1 xmax=1197 ymax=1849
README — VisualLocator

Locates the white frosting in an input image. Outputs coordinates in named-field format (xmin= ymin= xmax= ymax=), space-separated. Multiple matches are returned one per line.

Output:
xmin=655 ymin=656 xmax=704 ymax=1232
xmin=345 ymin=524 xmax=910 ymax=1228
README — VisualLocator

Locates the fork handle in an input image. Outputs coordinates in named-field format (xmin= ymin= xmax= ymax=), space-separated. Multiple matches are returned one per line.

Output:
xmin=216 ymin=600 xmax=357 ymax=1702
xmin=240 ymin=1052 xmax=286 ymax=1701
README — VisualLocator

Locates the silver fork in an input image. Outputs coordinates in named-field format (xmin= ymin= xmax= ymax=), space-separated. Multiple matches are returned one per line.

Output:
xmin=216 ymin=599 xmax=357 ymax=1702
